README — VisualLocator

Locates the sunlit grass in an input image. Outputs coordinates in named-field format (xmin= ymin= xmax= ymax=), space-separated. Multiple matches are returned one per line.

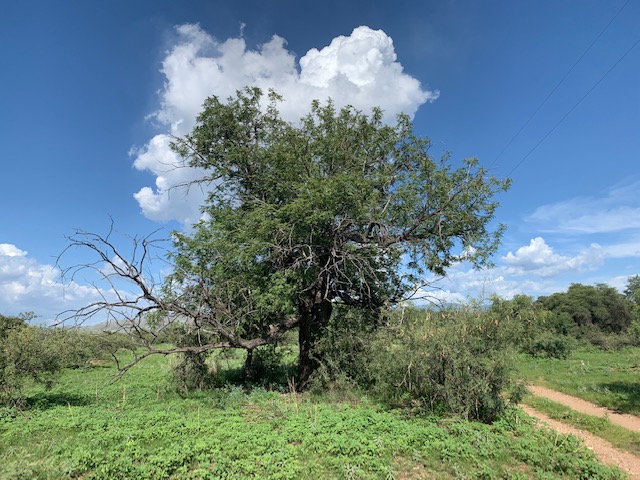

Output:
xmin=516 ymin=346 xmax=640 ymax=416
xmin=0 ymin=351 xmax=626 ymax=479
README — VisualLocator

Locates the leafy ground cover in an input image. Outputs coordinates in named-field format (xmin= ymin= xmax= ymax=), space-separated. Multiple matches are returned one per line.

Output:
xmin=516 ymin=346 xmax=640 ymax=416
xmin=1 ymin=352 xmax=625 ymax=479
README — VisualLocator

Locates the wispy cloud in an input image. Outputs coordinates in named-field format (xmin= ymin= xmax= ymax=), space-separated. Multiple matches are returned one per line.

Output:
xmin=527 ymin=180 xmax=640 ymax=234
xmin=422 ymin=263 xmax=551 ymax=302
xmin=132 ymin=24 xmax=437 ymax=226
xmin=603 ymin=238 xmax=640 ymax=258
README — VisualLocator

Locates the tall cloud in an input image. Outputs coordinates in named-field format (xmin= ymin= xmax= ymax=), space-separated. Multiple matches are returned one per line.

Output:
xmin=132 ymin=24 xmax=438 ymax=226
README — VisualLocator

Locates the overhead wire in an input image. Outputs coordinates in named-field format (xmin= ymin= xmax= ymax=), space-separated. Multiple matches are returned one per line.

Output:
xmin=490 ymin=0 xmax=632 ymax=170
xmin=506 ymin=34 xmax=640 ymax=176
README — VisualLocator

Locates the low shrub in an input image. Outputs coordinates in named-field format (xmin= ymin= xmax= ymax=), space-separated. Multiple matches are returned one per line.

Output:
xmin=576 ymin=326 xmax=638 ymax=351
xmin=0 ymin=313 xmax=135 ymax=407
xmin=310 ymin=306 xmax=378 ymax=391
xmin=313 ymin=305 xmax=522 ymax=423
xmin=371 ymin=306 xmax=523 ymax=422
xmin=245 ymin=344 xmax=291 ymax=385
xmin=523 ymin=331 xmax=575 ymax=359
xmin=171 ymin=351 xmax=213 ymax=394
xmin=0 ymin=317 xmax=62 ymax=407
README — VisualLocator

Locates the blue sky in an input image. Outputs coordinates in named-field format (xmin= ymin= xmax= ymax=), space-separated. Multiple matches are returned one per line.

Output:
xmin=1 ymin=0 xmax=638 ymax=321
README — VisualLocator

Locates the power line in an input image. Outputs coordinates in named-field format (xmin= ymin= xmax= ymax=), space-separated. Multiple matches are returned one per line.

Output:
xmin=507 ymin=35 xmax=640 ymax=176
xmin=491 ymin=0 xmax=632 ymax=169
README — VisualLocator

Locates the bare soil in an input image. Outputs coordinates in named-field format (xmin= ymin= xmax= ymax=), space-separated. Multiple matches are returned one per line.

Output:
xmin=523 ymin=385 xmax=640 ymax=478
xmin=528 ymin=385 xmax=640 ymax=432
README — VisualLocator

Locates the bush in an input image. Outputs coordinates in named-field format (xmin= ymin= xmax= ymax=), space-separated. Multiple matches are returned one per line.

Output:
xmin=628 ymin=320 xmax=640 ymax=345
xmin=245 ymin=344 xmax=290 ymax=384
xmin=373 ymin=306 xmax=522 ymax=422
xmin=310 ymin=306 xmax=378 ymax=391
xmin=576 ymin=326 xmax=637 ymax=351
xmin=488 ymin=296 xmax=576 ymax=359
xmin=0 ymin=313 xmax=133 ymax=407
xmin=523 ymin=331 xmax=575 ymax=359
xmin=171 ymin=351 xmax=213 ymax=394
xmin=47 ymin=329 xmax=134 ymax=369
xmin=0 ymin=318 xmax=63 ymax=407
xmin=313 ymin=305 xmax=522 ymax=423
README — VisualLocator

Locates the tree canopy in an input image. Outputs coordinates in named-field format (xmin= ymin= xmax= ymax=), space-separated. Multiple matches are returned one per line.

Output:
xmin=166 ymin=88 xmax=509 ymax=385
xmin=62 ymin=88 xmax=509 ymax=388
xmin=537 ymin=283 xmax=633 ymax=333
xmin=624 ymin=275 xmax=640 ymax=306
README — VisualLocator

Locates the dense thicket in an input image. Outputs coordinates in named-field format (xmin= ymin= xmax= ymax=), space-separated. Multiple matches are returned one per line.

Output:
xmin=538 ymin=283 xmax=633 ymax=333
xmin=484 ymin=278 xmax=640 ymax=356
xmin=311 ymin=304 xmax=525 ymax=422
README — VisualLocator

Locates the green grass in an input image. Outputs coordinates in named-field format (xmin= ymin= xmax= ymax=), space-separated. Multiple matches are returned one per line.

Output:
xmin=0 ymin=351 xmax=626 ymax=479
xmin=516 ymin=346 xmax=640 ymax=416
xmin=524 ymin=395 xmax=640 ymax=457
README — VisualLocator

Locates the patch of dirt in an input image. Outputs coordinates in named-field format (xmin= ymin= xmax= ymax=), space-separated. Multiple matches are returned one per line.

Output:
xmin=523 ymin=384 xmax=640 ymax=478
xmin=528 ymin=385 xmax=640 ymax=432
xmin=521 ymin=404 xmax=640 ymax=478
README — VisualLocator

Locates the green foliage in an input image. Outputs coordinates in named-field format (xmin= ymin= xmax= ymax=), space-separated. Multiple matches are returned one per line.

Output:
xmin=164 ymin=87 xmax=509 ymax=386
xmin=310 ymin=305 xmax=379 ymax=390
xmin=525 ymin=331 xmax=575 ymax=359
xmin=624 ymin=274 xmax=640 ymax=306
xmin=245 ymin=344 xmax=293 ymax=386
xmin=488 ymin=295 xmax=575 ymax=359
xmin=314 ymin=305 xmax=523 ymax=423
xmin=372 ymin=306 xmax=523 ymax=422
xmin=0 ymin=318 xmax=62 ymax=406
xmin=0 ymin=314 xmax=131 ymax=407
xmin=625 ymin=275 xmax=640 ymax=323
xmin=0 ymin=353 xmax=625 ymax=479
xmin=171 ymin=352 xmax=213 ymax=394
xmin=576 ymin=326 xmax=638 ymax=350
xmin=627 ymin=319 xmax=640 ymax=344
xmin=538 ymin=283 xmax=633 ymax=334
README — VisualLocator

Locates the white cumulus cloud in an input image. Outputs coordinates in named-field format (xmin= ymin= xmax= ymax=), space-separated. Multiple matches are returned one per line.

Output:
xmin=131 ymin=134 xmax=207 ymax=225
xmin=133 ymin=24 xmax=437 ymax=226
xmin=502 ymin=237 xmax=604 ymax=277
xmin=0 ymin=244 xmax=107 ymax=323
xmin=418 ymin=264 xmax=551 ymax=303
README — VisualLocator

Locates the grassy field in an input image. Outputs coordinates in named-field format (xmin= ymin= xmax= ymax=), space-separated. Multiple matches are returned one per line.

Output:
xmin=0 ymin=351 xmax=626 ymax=479
xmin=516 ymin=346 xmax=640 ymax=416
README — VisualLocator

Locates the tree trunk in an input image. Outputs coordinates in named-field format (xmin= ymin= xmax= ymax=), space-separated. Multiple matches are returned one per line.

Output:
xmin=243 ymin=348 xmax=255 ymax=380
xmin=297 ymin=293 xmax=332 ymax=391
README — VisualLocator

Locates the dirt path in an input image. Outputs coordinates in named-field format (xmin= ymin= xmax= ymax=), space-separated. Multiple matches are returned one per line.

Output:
xmin=521 ymin=404 xmax=640 ymax=478
xmin=528 ymin=385 xmax=640 ymax=432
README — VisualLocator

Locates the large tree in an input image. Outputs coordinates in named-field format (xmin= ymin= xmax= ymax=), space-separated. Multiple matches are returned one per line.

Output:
xmin=62 ymin=88 xmax=509 ymax=388
xmin=538 ymin=283 xmax=633 ymax=333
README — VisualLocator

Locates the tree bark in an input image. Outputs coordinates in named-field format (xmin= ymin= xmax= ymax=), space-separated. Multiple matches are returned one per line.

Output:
xmin=243 ymin=348 xmax=255 ymax=380
xmin=297 ymin=293 xmax=332 ymax=390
